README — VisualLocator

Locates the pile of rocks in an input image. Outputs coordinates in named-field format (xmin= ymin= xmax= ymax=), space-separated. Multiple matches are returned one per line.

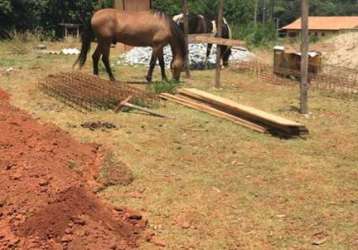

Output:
xmin=117 ymin=43 xmax=255 ymax=69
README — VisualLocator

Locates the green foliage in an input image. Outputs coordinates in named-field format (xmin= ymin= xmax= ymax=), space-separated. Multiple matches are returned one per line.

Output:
xmin=1 ymin=0 xmax=357 ymax=45
xmin=149 ymin=80 xmax=180 ymax=94
xmin=234 ymin=22 xmax=277 ymax=47
xmin=153 ymin=0 xmax=358 ymax=27
xmin=152 ymin=0 xmax=255 ymax=25
xmin=0 ymin=0 xmax=113 ymax=39
xmin=152 ymin=0 xmax=358 ymax=47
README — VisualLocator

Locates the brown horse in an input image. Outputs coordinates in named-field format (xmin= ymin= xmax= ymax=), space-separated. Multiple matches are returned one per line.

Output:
xmin=74 ymin=9 xmax=186 ymax=82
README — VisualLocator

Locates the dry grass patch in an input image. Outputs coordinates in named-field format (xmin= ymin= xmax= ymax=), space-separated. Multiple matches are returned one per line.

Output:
xmin=0 ymin=40 xmax=357 ymax=249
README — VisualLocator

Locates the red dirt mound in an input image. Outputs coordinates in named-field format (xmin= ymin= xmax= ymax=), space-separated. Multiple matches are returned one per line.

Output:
xmin=0 ymin=89 xmax=145 ymax=249
xmin=0 ymin=89 xmax=9 ymax=100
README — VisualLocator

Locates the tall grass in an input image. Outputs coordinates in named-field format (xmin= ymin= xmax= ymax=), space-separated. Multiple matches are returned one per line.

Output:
xmin=0 ymin=31 xmax=42 ymax=55
xmin=148 ymin=80 xmax=181 ymax=94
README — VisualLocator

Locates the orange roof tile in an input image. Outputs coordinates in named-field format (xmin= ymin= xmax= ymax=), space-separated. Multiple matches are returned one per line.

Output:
xmin=281 ymin=16 xmax=358 ymax=31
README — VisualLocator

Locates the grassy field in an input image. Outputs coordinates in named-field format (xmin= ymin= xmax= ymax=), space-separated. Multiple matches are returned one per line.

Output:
xmin=0 ymin=39 xmax=357 ymax=250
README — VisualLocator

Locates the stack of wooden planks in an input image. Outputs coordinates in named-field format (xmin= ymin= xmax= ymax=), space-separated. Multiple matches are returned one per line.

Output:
xmin=160 ymin=88 xmax=309 ymax=137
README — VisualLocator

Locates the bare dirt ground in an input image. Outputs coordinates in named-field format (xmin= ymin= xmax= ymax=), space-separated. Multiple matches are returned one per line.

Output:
xmin=0 ymin=88 xmax=146 ymax=249
xmin=280 ymin=32 xmax=358 ymax=69
xmin=0 ymin=38 xmax=357 ymax=249
xmin=321 ymin=32 xmax=358 ymax=69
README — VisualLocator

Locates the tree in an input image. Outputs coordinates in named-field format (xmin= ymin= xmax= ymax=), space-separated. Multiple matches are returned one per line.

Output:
xmin=0 ymin=0 xmax=12 ymax=37
xmin=0 ymin=0 xmax=113 ymax=38
xmin=1 ymin=0 xmax=357 ymax=40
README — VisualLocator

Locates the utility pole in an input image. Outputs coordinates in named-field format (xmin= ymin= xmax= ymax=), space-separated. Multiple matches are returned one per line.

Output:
xmin=215 ymin=0 xmax=224 ymax=88
xmin=300 ymin=0 xmax=309 ymax=114
xmin=182 ymin=0 xmax=191 ymax=78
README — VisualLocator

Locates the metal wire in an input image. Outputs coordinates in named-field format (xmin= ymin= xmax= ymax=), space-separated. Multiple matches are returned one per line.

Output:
xmin=233 ymin=61 xmax=358 ymax=97
xmin=38 ymin=72 xmax=157 ymax=111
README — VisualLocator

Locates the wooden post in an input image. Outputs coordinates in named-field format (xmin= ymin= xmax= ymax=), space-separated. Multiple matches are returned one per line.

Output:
xmin=215 ymin=0 xmax=224 ymax=88
xmin=300 ymin=0 xmax=309 ymax=114
xmin=182 ymin=0 xmax=191 ymax=78
xmin=114 ymin=0 xmax=124 ymax=10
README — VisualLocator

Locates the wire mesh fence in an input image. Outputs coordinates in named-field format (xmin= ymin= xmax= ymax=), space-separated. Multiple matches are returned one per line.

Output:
xmin=233 ymin=61 xmax=358 ymax=97
xmin=38 ymin=72 xmax=157 ymax=112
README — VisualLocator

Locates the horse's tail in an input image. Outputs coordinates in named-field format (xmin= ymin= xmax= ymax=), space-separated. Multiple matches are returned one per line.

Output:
xmin=168 ymin=17 xmax=187 ymax=59
xmin=74 ymin=19 xmax=94 ymax=68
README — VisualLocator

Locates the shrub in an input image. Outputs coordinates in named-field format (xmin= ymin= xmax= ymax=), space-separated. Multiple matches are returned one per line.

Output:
xmin=234 ymin=22 xmax=278 ymax=48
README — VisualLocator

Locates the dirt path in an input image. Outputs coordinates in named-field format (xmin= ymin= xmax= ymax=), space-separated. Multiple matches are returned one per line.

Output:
xmin=0 ymin=89 xmax=145 ymax=249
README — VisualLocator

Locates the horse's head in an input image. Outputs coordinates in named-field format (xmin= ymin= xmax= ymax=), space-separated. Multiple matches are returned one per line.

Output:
xmin=170 ymin=58 xmax=184 ymax=81
xmin=168 ymin=15 xmax=187 ymax=81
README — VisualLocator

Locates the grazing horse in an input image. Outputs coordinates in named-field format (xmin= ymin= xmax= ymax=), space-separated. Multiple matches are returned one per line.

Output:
xmin=173 ymin=13 xmax=232 ymax=67
xmin=74 ymin=9 xmax=186 ymax=82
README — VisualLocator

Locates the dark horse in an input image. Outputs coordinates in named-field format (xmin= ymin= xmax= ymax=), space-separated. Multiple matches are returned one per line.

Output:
xmin=74 ymin=9 xmax=186 ymax=82
xmin=173 ymin=13 xmax=232 ymax=67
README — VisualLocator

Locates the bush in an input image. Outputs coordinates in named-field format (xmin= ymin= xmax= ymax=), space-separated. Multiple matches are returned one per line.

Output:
xmin=234 ymin=22 xmax=278 ymax=48
xmin=0 ymin=0 xmax=113 ymax=39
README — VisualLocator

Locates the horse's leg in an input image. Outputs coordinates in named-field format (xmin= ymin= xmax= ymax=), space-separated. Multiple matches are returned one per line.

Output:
xmin=205 ymin=43 xmax=213 ymax=69
xmin=101 ymin=42 xmax=115 ymax=81
xmin=222 ymin=46 xmax=231 ymax=67
xmin=158 ymin=48 xmax=168 ymax=82
xmin=146 ymin=52 xmax=157 ymax=82
xmin=92 ymin=44 xmax=101 ymax=76
xmin=146 ymin=46 xmax=163 ymax=82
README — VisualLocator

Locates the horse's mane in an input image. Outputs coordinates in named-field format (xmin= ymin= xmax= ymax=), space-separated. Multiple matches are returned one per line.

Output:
xmin=153 ymin=10 xmax=186 ymax=59
xmin=168 ymin=17 xmax=186 ymax=59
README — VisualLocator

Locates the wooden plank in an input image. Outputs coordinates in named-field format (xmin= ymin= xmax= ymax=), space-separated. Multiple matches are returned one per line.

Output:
xmin=178 ymin=88 xmax=308 ymax=135
xmin=161 ymin=93 xmax=266 ymax=133
xmin=189 ymin=35 xmax=246 ymax=47
xmin=188 ymin=33 xmax=214 ymax=40
xmin=160 ymin=93 xmax=267 ymax=133
xmin=179 ymin=88 xmax=303 ymax=126
xmin=123 ymin=0 xmax=150 ymax=11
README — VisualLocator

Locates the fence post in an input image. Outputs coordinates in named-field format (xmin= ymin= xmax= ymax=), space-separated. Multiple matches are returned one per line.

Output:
xmin=300 ymin=0 xmax=309 ymax=114
xmin=182 ymin=0 xmax=191 ymax=79
xmin=215 ymin=0 xmax=224 ymax=88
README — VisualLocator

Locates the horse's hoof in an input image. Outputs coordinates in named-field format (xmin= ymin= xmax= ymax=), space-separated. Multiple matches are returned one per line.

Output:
xmin=146 ymin=76 xmax=152 ymax=83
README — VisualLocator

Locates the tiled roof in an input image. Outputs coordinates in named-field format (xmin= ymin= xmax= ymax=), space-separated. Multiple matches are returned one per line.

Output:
xmin=281 ymin=16 xmax=358 ymax=31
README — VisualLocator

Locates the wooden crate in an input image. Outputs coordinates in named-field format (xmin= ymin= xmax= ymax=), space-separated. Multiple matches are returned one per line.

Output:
xmin=114 ymin=0 xmax=151 ymax=11
xmin=273 ymin=47 xmax=322 ymax=79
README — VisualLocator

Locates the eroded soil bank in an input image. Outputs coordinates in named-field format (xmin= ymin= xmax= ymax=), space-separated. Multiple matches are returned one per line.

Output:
xmin=0 ymin=89 xmax=145 ymax=249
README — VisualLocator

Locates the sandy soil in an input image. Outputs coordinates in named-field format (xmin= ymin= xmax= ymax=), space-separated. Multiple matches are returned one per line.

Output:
xmin=322 ymin=32 xmax=358 ymax=69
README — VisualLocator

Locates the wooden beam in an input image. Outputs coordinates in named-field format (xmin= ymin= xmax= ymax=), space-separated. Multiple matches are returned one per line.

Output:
xmin=178 ymin=88 xmax=308 ymax=136
xmin=188 ymin=35 xmax=246 ymax=47
xmin=160 ymin=93 xmax=267 ymax=133
xmin=300 ymin=0 xmax=309 ymax=114
xmin=215 ymin=0 xmax=224 ymax=88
